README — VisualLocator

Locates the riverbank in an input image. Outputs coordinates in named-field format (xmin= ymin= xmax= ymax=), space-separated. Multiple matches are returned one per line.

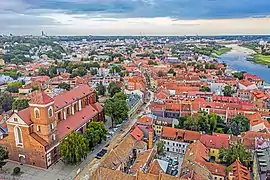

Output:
xmin=211 ymin=47 xmax=232 ymax=57
xmin=225 ymin=44 xmax=256 ymax=55
xmin=250 ymin=54 xmax=270 ymax=66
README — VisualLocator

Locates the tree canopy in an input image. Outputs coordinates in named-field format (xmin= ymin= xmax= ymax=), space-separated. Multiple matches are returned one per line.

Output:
xmin=0 ymin=92 xmax=14 ymax=113
xmin=104 ymin=92 xmax=129 ymax=127
xmin=6 ymin=81 xmax=23 ymax=93
xmin=228 ymin=114 xmax=250 ymax=136
xmin=58 ymin=82 xmax=71 ymax=91
xmin=96 ymin=82 xmax=106 ymax=96
xmin=12 ymin=99 xmax=30 ymax=111
xmin=108 ymin=82 xmax=121 ymax=97
xmin=199 ymin=86 xmax=210 ymax=92
xmin=179 ymin=112 xmax=219 ymax=134
xmin=0 ymin=146 xmax=8 ymax=170
xmin=223 ymin=85 xmax=234 ymax=97
xmin=60 ymin=132 xmax=89 ymax=164
xmin=219 ymin=144 xmax=252 ymax=167
xmin=84 ymin=122 xmax=107 ymax=150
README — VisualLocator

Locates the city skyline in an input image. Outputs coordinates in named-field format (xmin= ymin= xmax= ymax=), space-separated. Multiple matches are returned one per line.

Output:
xmin=0 ymin=0 xmax=270 ymax=35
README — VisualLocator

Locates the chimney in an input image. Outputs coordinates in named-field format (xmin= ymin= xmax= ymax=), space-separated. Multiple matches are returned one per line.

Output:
xmin=148 ymin=131 xmax=153 ymax=149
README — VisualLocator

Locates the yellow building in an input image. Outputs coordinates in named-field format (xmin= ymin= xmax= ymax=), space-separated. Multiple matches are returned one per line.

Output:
xmin=209 ymin=148 xmax=221 ymax=162
xmin=200 ymin=134 xmax=229 ymax=163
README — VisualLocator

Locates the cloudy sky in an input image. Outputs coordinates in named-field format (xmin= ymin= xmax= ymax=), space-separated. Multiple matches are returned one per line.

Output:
xmin=0 ymin=0 xmax=270 ymax=36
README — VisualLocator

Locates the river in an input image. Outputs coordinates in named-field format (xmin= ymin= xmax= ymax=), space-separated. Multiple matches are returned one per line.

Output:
xmin=219 ymin=51 xmax=270 ymax=83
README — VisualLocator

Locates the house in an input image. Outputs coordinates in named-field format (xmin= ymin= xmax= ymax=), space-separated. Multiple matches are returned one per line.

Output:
xmin=129 ymin=149 xmax=156 ymax=175
xmin=181 ymin=141 xmax=226 ymax=180
xmin=1 ymin=84 xmax=104 ymax=169
xmin=161 ymin=127 xmax=200 ymax=154
xmin=153 ymin=117 xmax=178 ymax=136
xmin=243 ymin=73 xmax=264 ymax=87
xmin=200 ymin=133 xmax=229 ymax=162
xmin=250 ymin=89 xmax=270 ymax=109
xmin=238 ymin=80 xmax=257 ymax=90
xmin=137 ymin=116 xmax=154 ymax=127
xmin=228 ymin=160 xmax=251 ymax=180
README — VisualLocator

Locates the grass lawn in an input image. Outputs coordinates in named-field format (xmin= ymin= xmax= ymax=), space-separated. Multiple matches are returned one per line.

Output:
xmin=211 ymin=47 xmax=232 ymax=58
xmin=252 ymin=54 xmax=270 ymax=65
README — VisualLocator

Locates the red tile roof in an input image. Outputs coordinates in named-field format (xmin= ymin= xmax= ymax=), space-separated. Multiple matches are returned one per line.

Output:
xmin=137 ymin=116 xmax=153 ymax=126
xmin=17 ymin=108 xmax=32 ymax=125
xmin=91 ymin=102 xmax=103 ymax=113
xmin=30 ymin=132 xmax=48 ymax=146
xmin=230 ymin=159 xmax=251 ymax=180
xmin=29 ymin=90 xmax=54 ymax=105
xmin=57 ymin=105 xmax=98 ymax=140
xmin=200 ymin=134 xmax=229 ymax=149
xmin=162 ymin=127 xmax=201 ymax=141
xmin=130 ymin=126 xmax=144 ymax=141
xmin=204 ymin=162 xmax=226 ymax=177
xmin=183 ymin=130 xmax=201 ymax=141
xmin=54 ymin=84 xmax=94 ymax=111
xmin=162 ymin=127 xmax=177 ymax=139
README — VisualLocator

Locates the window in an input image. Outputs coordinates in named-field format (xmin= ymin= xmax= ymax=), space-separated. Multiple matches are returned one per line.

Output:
xmin=48 ymin=106 xmax=53 ymax=118
xmin=14 ymin=126 xmax=23 ymax=146
xmin=34 ymin=108 xmax=40 ymax=119
xmin=52 ymin=134 xmax=56 ymax=141
xmin=14 ymin=118 xmax=18 ymax=122
xmin=50 ymin=123 xmax=54 ymax=131
xmin=37 ymin=125 xmax=41 ymax=132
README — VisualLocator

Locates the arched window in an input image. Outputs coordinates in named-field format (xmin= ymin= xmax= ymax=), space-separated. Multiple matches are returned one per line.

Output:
xmin=14 ymin=126 xmax=23 ymax=146
xmin=48 ymin=106 xmax=53 ymax=118
xmin=34 ymin=108 xmax=40 ymax=119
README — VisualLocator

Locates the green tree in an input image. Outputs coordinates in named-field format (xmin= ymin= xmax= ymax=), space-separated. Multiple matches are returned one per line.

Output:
xmin=233 ymin=72 xmax=245 ymax=80
xmin=157 ymin=71 xmax=164 ymax=77
xmin=12 ymin=99 xmax=30 ymax=111
xmin=223 ymin=85 xmax=234 ymax=97
xmin=199 ymin=86 xmax=210 ymax=92
xmin=6 ymin=81 xmax=23 ymax=93
xmin=167 ymin=68 xmax=176 ymax=76
xmin=96 ymin=82 xmax=106 ymax=96
xmin=0 ymin=146 xmax=8 ymax=170
xmin=58 ymin=82 xmax=71 ymax=91
xmin=148 ymin=60 xmax=158 ymax=65
xmin=84 ymin=122 xmax=107 ymax=150
xmin=157 ymin=141 xmax=165 ymax=156
xmin=216 ymin=70 xmax=223 ymax=76
xmin=108 ymin=82 xmax=121 ymax=97
xmin=104 ymin=92 xmax=128 ymax=127
xmin=228 ymin=114 xmax=250 ymax=136
xmin=38 ymin=67 xmax=48 ymax=76
xmin=0 ymin=92 xmax=14 ymax=113
xmin=150 ymin=54 xmax=156 ymax=60
xmin=60 ymin=132 xmax=89 ymax=165
xmin=219 ymin=144 xmax=252 ymax=166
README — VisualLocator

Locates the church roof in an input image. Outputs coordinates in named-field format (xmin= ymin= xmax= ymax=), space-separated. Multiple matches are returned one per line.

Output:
xmin=29 ymin=90 xmax=54 ymax=105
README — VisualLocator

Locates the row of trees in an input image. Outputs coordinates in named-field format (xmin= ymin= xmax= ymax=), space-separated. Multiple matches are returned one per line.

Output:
xmin=96 ymin=82 xmax=122 ymax=97
xmin=178 ymin=112 xmax=249 ymax=135
xmin=60 ymin=122 xmax=107 ymax=164
xmin=38 ymin=61 xmax=100 ymax=78
xmin=104 ymin=92 xmax=129 ymax=127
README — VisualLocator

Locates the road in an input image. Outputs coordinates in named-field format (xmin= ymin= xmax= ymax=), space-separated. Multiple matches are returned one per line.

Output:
xmin=75 ymin=89 xmax=154 ymax=180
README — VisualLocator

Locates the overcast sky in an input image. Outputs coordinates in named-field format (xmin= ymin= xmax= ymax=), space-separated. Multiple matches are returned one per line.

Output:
xmin=0 ymin=0 xmax=270 ymax=36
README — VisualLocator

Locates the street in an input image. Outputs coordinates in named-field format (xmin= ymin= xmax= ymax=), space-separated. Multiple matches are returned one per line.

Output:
xmin=75 ymin=89 xmax=154 ymax=180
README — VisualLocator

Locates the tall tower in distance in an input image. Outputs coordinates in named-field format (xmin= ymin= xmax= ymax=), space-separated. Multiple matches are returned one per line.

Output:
xmin=41 ymin=31 xmax=46 ymax=37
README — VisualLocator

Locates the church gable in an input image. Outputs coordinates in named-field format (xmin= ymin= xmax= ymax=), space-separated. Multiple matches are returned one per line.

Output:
xmin=6 ymin=113 xmax=29 ymax=127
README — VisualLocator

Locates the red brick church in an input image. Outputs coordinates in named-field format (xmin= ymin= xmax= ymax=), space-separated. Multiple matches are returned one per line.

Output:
xmin=1 ymin=84 xmax=104 ymax=168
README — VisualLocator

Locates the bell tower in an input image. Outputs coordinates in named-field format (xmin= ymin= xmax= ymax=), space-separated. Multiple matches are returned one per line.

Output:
xmin=29 ymin=90 xmax=57 ymax=144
